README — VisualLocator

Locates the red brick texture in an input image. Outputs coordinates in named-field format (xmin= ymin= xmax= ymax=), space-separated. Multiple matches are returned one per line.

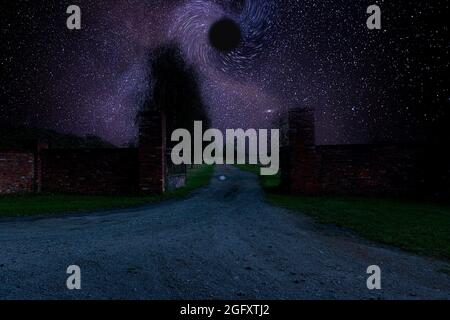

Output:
xmin=0 ymin=111 xmax=167 ymax=195
xmin=0 ymin=152 xmax=35 ymax=194
xmin=282 ymin=108 xmax=449 ymax=197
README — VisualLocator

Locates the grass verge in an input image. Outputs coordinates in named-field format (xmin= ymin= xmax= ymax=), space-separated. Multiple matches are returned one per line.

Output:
xmin=0 ymin=165 xmax=214 ymax=217
xmin=237 ymin=164 xmax=450 ymax=261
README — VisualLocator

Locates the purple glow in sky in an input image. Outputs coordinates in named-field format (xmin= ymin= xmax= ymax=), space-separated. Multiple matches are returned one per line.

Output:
xmin=3 ymin=0 xmax=447 ymax=145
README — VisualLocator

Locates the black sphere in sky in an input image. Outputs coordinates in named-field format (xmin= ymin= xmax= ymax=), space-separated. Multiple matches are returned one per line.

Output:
xmin=208 ymin=18 xmax=242 ymax=52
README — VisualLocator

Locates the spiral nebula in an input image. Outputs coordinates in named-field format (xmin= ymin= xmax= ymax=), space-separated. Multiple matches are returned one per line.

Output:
xmin=168 ymin=0 xmax=275 ymax=75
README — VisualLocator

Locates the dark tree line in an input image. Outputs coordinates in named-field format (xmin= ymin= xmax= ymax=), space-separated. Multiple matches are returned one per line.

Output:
xmin=0 ymin=127 xmax=115 ymax=149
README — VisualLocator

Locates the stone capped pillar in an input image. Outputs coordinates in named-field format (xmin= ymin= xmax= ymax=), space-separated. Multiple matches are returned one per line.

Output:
xmin=138 ymin=111 xmax=166 ymax=194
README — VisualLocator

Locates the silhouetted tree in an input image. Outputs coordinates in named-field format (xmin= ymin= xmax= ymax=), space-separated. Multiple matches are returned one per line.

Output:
xmin=141 ymin=44 xmax=210 ymax=148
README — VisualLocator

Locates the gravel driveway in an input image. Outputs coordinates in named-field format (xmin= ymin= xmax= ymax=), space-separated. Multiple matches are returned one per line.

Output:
xmin=0 ymin=166 xmax=449 ymax=299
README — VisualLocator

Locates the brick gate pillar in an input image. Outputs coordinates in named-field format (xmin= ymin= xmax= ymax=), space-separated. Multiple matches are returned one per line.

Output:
xmin=285 ymin=107 xmax=320 ymax=194
xmin=138 ymin=111 xmax=167 ymax=194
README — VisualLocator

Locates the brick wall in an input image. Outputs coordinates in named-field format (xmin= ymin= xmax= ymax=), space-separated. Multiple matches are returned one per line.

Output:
xmin=283 ymin=108 xmax=449 ymax=197
xmin=306 ymin=145 xmax=425 ymax=196
xmin=41 ymin=149 xmax=139 ymax=195
xmin=0 ymin=111 xmax=174 ymax=196
xmin=0 ymin=151 xmax=35 ymax=194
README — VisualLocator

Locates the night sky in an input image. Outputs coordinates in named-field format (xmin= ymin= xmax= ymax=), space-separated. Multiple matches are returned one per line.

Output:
xmin=2 ymin=0 xmax=448 ymax=145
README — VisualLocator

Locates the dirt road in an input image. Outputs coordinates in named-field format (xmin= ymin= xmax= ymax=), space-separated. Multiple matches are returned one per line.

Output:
xmin=0 ymin=166 xmax=449 ymax=299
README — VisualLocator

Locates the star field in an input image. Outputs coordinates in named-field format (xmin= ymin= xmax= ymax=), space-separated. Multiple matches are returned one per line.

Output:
xmin=1 ymin=0 xmax=448 ymax=145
